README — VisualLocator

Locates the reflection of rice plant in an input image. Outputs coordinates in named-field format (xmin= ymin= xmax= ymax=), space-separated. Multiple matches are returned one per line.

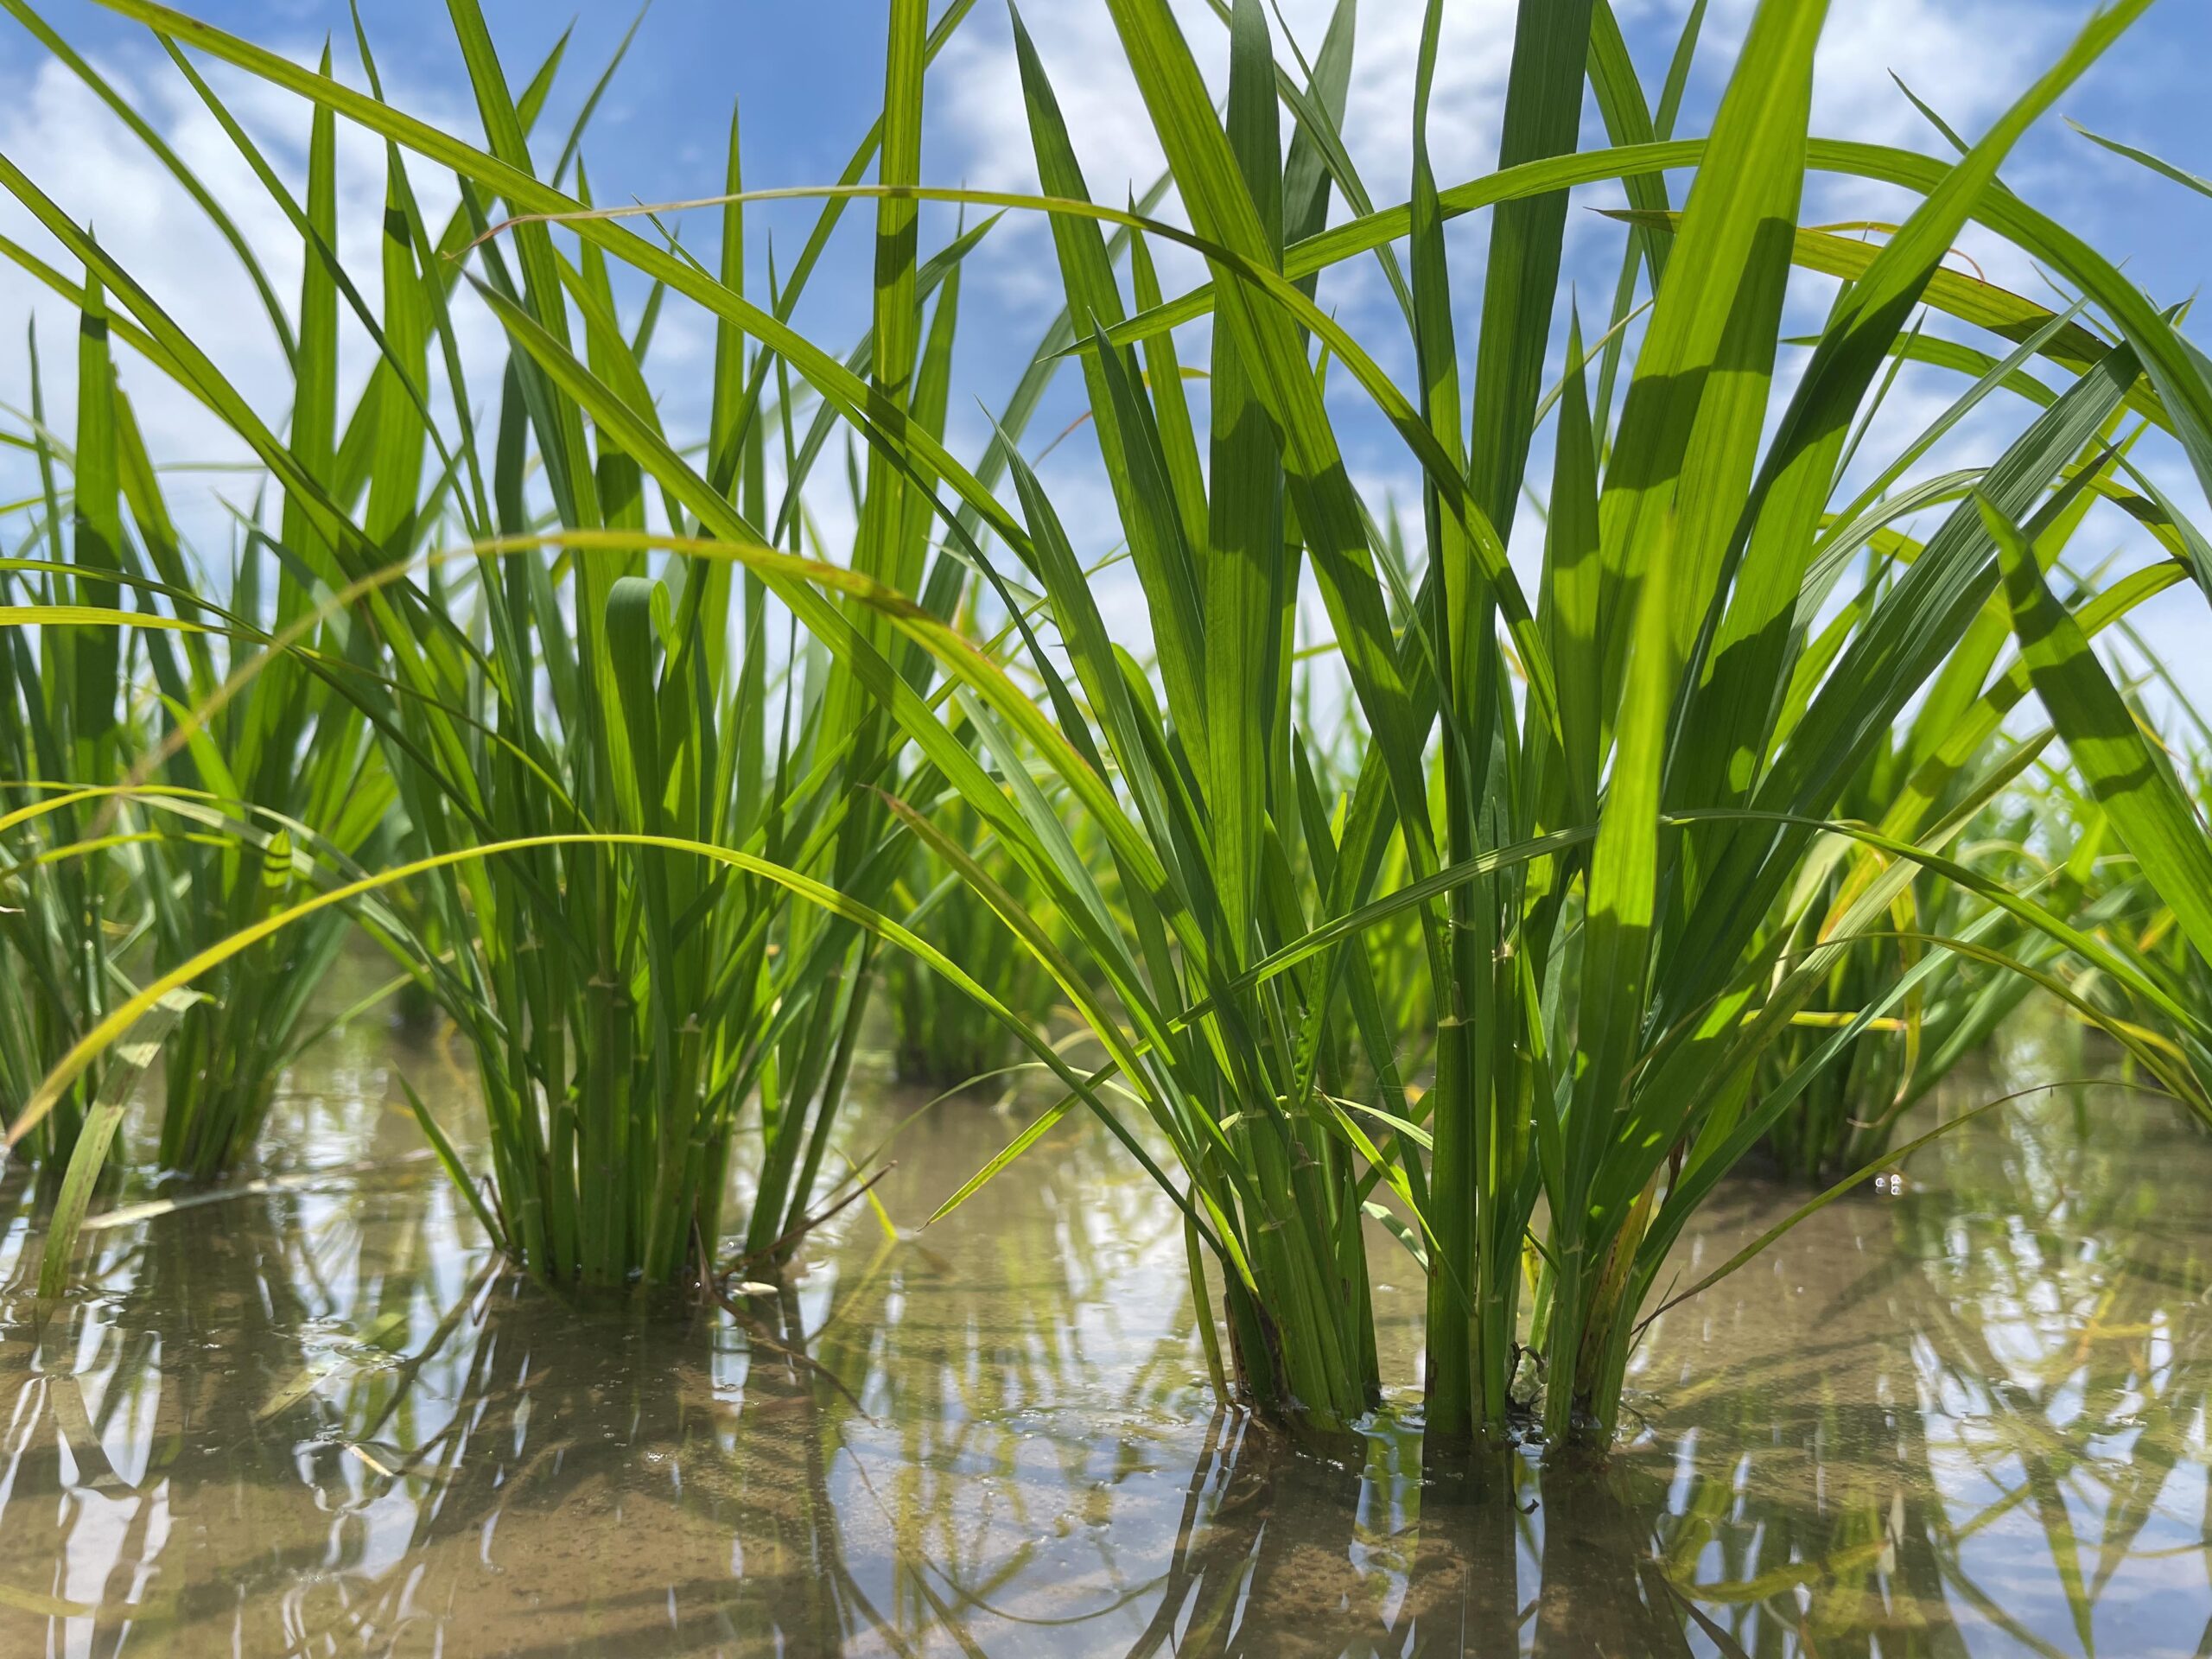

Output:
xmin=1640 ymin=1087 xmax=2212 ymax=1656
xmin=0 ymin=1183 xmax=895 ymax=1652
xmin=1900 ymin=1090 xmax=2212 ymax=1656
xmin=0 ymin=1186 xmax=382 ymax=1650
xmin=794 ymin=1105 xmax=1196 ymax=1643
xmin=1128 ymin=1414 xmax=1393 ymax=1656
xmin=1640 ymin=1230 xmax=1974 ymax=1658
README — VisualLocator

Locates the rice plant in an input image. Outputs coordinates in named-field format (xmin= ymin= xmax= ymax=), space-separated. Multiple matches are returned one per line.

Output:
xmin=129 ymin=336 xmax=396 ymax=1181
xmin=885 ymin=782 xmax=1058 ymax=1090
xmin=1755 ymin=802 xmax=2050 ymax=1187
xmin=0 ymin=0 xmax=997 ymax=1287
xmin=0 ymin=305 xmax=147 ymax=1180
xmin=1984 ymin=512 xmax=2212 ymax=1052
xmin=226 ymin=0 xmax=1409 ymax=1421
xmin=1 ymin=0 xmax=1203 ymax=1299
xmin=912 ymin=0 xmax=2212 ymax=1445
xmin=2009 ymin=700 xmax=2212 ymax=1095
xmin=867 ymin=0 xmax=2208 ymax=1449
xmin=0 ymin=16 xmax=583 ymax=1191
xmin=405 ymin=0 xmax=1407 ymax=1424
xmin=1751 ymin=529 xmax=2171 ymax=1185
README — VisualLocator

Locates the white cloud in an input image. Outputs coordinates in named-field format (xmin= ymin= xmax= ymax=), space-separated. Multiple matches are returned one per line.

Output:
xmin=934 ymin=1 xmax=1512 ymax=319
xmin=1804 ymin=0 xmax=2069 ymax=148
xmin=0 ymin=40 xmax=497 ymax=555
xmin=1605 ymin=0 xmax=2084 ymax=296
xmin=1625 ymin=0 xmax=2072 ymax=146
xmin=931 ymin=0 xmax=2211 ymax=721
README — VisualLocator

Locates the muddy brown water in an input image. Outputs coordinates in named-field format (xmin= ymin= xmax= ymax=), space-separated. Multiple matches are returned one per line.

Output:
xmin=3 ymin=997 xmax=2209 ymax=1656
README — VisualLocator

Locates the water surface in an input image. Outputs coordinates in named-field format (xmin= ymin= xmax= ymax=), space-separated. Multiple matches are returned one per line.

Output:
xmin=3 ymin=1001 xmax=2208 ymax=1656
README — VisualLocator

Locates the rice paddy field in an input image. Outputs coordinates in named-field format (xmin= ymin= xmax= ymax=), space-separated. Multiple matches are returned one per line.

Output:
xmin=3 ymin=0 xmax=2211 ymax=1652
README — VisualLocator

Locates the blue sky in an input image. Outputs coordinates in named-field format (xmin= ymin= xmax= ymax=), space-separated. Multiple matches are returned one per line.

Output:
xmin=3 ymin=0 xmax=2210 ymax=714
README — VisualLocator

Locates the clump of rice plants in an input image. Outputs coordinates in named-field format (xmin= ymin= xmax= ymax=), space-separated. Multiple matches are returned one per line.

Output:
xmin=1755 ymin=808 xmax=2050 ymax=1187
xmin=913 ymin=0 xmax=1408 ymax=1426
xmin=885 ymin=785 xmax=1058 ymax=1090
xmin=0 ymin=0 xmax=986 ymax=1287
xmin=868 ymin=0 xmax=2212 ymax=1446
xmin=7 ymin=0 xmax=2211 ymax=1472
xmin=1745 ymin=313 xmax=2212 ymax=1183
xmin=0 ymin=0 xmax=1145 ymax=1294
xmin=119 ymin=91 xmax=399 ymax=1179
xmin=1998 ymin=676 xmax=2212 ymax=1089
xmin=1453 ymin=0 xmax=2212 ymax=1447
xmin=0 ymin=12 xmax=427 ymax=1187
xmin=1751 ymin=534 xmax=2166 ymax=1184
xmin=0 ymin=312 xmax=143 ymax=1180
xmin=471 ymin=0 xmax=1401 ymax=1421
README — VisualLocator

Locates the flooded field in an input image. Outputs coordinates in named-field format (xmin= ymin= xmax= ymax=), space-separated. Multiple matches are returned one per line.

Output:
xmin=3 ymin=993 xmax=2206 ymax=1657
xmin=8 ymin=0 xmax=2212 ymax=1650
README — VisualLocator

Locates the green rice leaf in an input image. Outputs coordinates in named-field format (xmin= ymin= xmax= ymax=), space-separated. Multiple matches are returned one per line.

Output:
xmin=1986 ymin=493 xmax=2212 ymax=964
xmin=36 ymin=988 xmax=200 ymax=1299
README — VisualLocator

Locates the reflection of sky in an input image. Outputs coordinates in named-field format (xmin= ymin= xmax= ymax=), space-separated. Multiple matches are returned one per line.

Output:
xmin=3 ymin=0 xmax=2209 ymax=728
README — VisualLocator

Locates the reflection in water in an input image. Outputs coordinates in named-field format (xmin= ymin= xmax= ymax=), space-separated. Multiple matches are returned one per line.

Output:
xmin=1624 ymin=1083 xmax=2212 ymax=1658
xmin=1 ymin=1019 xmax=2209 ymax=1656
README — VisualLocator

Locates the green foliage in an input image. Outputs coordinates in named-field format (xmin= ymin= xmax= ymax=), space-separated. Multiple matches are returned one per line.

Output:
xmin=886 ymin=785 xmax=1058 ymax=1090
xmin=920 ymin=0 xmax=2209 ymax=1444
xmin=0 ymin=316 xmax=136 ymax=1177
xmin=0 ymin=0 xmax=1014 ymax=1291
xmin=2 ymin=0 xmax=2208 ymax=1470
